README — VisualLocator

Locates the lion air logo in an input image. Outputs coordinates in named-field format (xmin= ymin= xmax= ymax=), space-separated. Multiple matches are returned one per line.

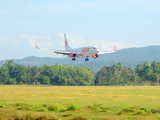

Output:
xmin=82 ymin=48 xmax=90 ymax=52
xmin=65 ymin=41 xmax=68 ymax=48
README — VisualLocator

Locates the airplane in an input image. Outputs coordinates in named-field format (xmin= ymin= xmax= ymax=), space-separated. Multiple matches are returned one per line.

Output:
xmin=35 ymin=33 xmax=116 ymax=61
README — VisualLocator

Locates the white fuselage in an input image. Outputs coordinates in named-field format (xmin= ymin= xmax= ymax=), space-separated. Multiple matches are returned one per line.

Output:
xmin=66 ymin=45 xmax=100 ymax=58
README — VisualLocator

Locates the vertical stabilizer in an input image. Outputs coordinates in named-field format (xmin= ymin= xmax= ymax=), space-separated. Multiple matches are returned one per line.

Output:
xmin=64 ymin=33 xmax=71 ymax=51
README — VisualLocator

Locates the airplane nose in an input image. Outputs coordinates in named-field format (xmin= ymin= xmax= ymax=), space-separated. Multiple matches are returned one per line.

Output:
xmin=97 ymin=49 xmax=100 ymax=53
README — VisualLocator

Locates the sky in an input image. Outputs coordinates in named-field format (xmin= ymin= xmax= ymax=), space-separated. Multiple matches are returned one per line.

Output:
xmin=0 ymin=0 xmax=160 ymax=60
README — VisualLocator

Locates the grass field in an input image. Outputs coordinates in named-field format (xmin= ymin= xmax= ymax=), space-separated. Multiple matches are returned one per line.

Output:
xmin=0 ymin=86 xmax=160 ymax=120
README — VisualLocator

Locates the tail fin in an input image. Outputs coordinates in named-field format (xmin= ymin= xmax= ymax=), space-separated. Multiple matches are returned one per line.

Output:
xmin=64 ymin=33 xmax=71 ymax=50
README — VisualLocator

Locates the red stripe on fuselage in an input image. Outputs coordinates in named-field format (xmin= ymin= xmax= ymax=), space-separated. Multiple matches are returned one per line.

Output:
xmin=82 ymin=48 xmax=90 ymax=52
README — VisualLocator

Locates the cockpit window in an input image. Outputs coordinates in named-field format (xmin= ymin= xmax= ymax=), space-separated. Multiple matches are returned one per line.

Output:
xmin=93 ymin=47 xmax=98 ymax=49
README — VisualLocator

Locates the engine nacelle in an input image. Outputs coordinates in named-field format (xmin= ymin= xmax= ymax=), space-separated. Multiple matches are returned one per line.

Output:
xmin=92 ymin=54 xmax=99 ymax=59
xmin=69 ymin=53 xmax=77 ymax=58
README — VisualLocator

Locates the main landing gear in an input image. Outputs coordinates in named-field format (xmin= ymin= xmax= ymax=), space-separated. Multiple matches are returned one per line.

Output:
xmin=72 ymin=58 xmax=76 ymax=61
xmin=72 ymin=57 xmax=89 ymax=61
xmin=85 ymin=57 xmax=89 ymax=61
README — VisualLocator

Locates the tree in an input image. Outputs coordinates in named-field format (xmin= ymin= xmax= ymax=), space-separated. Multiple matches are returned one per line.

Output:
xmin=95 ymin=63 xmax=140 ymax=86
xmin=135 ymin=61 xmax=160 ymax=85
xmin=39 ymin=64 xmax=94 ymax=86
xmin=29 ymin=66 xmax=41 ymax=84
xmin=40 ymin=76 xmax=50 ymax=85
xmin=0 ymin=66 xmax=16 ymax=84
xmin=3 ymin=60 xmax=16 ymax=78
xmin=11 ymin=64 xmax=27 ymax=84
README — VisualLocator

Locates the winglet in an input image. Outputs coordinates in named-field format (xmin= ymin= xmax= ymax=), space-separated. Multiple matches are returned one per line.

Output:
xmin=35 ymin=42 xmax=39 ymax=49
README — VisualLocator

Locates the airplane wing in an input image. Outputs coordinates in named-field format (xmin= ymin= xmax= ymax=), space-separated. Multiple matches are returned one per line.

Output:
xmin=35 ymin=43 xmax=70 ymax=55
xmin=54 ymin=50 xmax=70 ymax=55
xmin=98 ymin=51 xmax=115 ymax=55
xmin=98 ymin=45 xmax=116 ymax=55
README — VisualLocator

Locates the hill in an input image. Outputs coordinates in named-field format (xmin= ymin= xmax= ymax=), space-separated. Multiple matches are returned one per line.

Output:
xmin=0 ymin=45 xmax=160 ymax=72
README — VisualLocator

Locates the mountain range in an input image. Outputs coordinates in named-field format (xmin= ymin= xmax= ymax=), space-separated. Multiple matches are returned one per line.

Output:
xmin=1 ymin=45 xmax=160 ymax=72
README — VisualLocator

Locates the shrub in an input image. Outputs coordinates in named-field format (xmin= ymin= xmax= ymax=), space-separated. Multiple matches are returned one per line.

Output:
xmin=67 ymin=103 xmax=79 ymax=111
xmin=47 ymin=103 xmax=67 ymax=112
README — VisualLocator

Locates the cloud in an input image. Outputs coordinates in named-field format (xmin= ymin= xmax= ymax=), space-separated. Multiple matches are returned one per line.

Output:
xmin=58 ymin=33 xmax=132 ymax=52
xmin=0 ymin=37 xmax=4 ymax=44
xmin=0 ymin=36 xmax=21 ymax=48
xmin=90 ymin=39 xmax=129 ymax=51
xmin=21 ymin=35 xmax=37 ymax=47
xmin=20 ymin=35 xmax=53 ymax=48
xmin=0 ymin=35 xmax=53 ymax=50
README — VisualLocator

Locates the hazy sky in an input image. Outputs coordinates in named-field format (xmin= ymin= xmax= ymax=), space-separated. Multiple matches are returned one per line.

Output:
xmin=0 ymin=0 xmax=160 ymax=60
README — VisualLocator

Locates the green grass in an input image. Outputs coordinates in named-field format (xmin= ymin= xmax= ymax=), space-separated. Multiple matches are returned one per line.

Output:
xmin=0 ymin=86 xmax=160 ymax=119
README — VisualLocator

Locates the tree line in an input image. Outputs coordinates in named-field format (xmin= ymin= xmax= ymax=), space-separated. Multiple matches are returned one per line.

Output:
xmin=0 ymin=60 xmax=160 ymax=86
xmin=0 ymin=60 xmax=94 ymax=85
xmin=95 ymin=61 xmax=160 ymax=86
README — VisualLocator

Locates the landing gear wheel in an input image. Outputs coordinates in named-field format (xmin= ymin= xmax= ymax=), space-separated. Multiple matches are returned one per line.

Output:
xmin=72 ymin=58 xmax=76 ymax=61
xmin=85 ymin=58 xmax=89 ymax=61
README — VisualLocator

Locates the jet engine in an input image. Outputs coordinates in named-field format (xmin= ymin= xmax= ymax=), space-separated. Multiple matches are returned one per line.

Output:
xmin=69 ymin=53 xmax=77 ymax=58
xmin=92 ymin=54 xmax=99 ymax=59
